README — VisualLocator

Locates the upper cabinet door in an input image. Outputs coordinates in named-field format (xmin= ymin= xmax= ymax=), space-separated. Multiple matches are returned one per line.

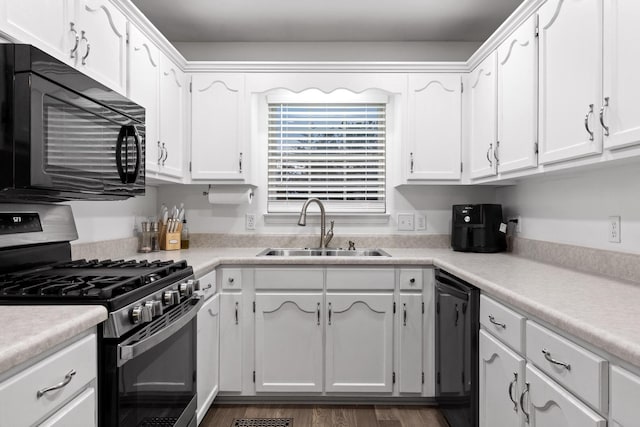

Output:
xmin=497 ymin=15 xmax=539 ymax=174
xmin=0 ymin=0 xmax=74 ymax=64
xmin=469 ymin=52 xmax=498 ymax=179
xmin=191 ymin=73 xmax=246 ymax=181
xmin=127 ymin=25 xmax=160 ymax=174
xmin=602 ymin=0 xmax=640 ymax=150
xmin=73 ymin=0 xmax=128 ymax=95
xmin=406 ymin=74 xmax=462 ymax=181
xmin=538 ymin=0 xmax=603 ymax=165
xmin=158 ymin=53 xmax=186 ymax=179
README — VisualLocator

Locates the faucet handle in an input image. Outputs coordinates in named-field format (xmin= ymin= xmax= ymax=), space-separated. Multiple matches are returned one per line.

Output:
xmin=325 ymin=220 xmax=335 ymax=247
xmin=348 ymin=240 xmax=356 ymax=250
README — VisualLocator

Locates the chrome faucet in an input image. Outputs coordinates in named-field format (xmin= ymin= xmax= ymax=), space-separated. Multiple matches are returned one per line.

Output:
xmin=297 ymin=198 xmax=334 ymax=248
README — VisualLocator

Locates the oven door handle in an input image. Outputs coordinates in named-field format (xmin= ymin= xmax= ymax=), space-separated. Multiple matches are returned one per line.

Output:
xmin=118 ymin=297 xmax=203 ymax=366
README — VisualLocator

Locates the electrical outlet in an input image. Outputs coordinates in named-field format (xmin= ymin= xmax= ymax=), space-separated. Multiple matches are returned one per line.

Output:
xmin=415 ymin=213 xmax=426 ymax=231
xmin=398 ymin=213 xmax=415 ymax=231
xmin=246 ymin=213 xmax=256 ymax=231
xmin=608 ymin=216 xmax=621 ymax=243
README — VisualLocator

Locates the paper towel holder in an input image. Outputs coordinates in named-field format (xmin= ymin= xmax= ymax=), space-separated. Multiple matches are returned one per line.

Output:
xmin=202 ymin=184 xmax=254 ymax=202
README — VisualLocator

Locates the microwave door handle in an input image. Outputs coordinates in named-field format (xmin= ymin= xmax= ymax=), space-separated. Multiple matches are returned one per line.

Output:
xmin=131 ymin=126 xmax=141 ymax=183
xmin=115 ymin=125 xmax=142 ymax=184
xmin=116 ymin=126 xmax=127 ymax=183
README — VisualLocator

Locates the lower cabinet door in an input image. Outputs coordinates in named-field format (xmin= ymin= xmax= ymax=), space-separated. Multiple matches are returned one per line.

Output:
xmin=325 ymin=293 xmax=394 ymax=393
xmin=479 ymin=330 xmax=525 ymax=427
xmin=255 ymin=293 xmax=323 ymax=392
xmin=197 ymin=294 xmax=219 ymax=423
xmin=219 ymin=293 xmax=242 ymax=392
xmin=39 ymin=387 xmax=96 ymax=427
xmin=525 ymin=365 xmax=606 ymax=427
xmin=398 ymin=294 xmax=423 ymax=393
xmin=610 ymin=365 xmax=640 ymax=427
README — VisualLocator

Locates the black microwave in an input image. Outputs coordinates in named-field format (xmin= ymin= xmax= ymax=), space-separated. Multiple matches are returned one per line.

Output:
xmin=0 ymin=44 xmax=145 ymax=202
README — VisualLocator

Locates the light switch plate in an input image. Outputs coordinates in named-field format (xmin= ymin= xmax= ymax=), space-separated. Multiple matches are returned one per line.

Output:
xmin=398 ymin=213 xmax=415 ymax=231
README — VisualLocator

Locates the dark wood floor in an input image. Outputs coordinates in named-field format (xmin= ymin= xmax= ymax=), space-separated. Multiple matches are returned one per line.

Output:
xmin=201 ymin=404 xmax=449 ymax=427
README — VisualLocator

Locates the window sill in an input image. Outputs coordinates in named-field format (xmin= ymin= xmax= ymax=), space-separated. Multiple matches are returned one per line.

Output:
xmin=263 ymin=213 xmax=390 ymax=225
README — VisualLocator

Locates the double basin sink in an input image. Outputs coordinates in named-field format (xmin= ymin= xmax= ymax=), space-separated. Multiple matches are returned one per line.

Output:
xmin=257 ymin=248 xmax=391 ymax=257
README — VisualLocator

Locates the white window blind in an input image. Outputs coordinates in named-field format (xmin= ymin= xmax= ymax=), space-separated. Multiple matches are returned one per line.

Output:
xmin=268 ymin=103 xmax=386 ymax=213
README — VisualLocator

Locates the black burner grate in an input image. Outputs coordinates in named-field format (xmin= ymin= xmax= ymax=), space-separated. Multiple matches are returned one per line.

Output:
xmin=139 ymin=416 xmax=179 ymax=427
xmin=232 ymin=419 xmax=293 ymax=427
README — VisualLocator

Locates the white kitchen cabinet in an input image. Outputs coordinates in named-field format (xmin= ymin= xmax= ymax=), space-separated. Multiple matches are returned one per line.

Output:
xmin=127 ymin=24 xmax=161 ymax=174
xmin=72 ymin=0 xmax=127 ymax=95
xmin=325 ymin=292 xmax=394 ymax=393
xmin=219 ymin=292 xmax=243 ymax=392
xmin=255 ymin=293 xmax=323 ymax=392
xmin=398 ymin=293 xmax=423 ymax=393
xmin=479 ymin=330 xmax=526 ymax=427
xmin=524 ymin=364 xmax=606 ymax=427
xmin=469 ymin=51 xmax=498 ymax=179
xmin=196 ymin=293 xmax=219 ymax=424
xmin=39 ymin=387 xmax=96 ymax=427
xmin=157 ymin=52 xmax=186 ymax=178
xmin=538 ymin=0 xmax=603 ymax=164
xmin=191 ymin=73 xmax=247 ymax=181
xmin=496 ymin=15 xmax=538 ymax=174
xmin=405 ymin=74 xmax=462 ymax=181
xmin=610 ymin=365 xmax=640 ymax=427
xmin=602 ymin=0 xmax=640 ymax=151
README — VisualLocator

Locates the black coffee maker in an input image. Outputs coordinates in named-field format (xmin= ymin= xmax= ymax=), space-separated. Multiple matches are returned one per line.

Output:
xmin=451 ymin=204 xmax=506 ymax=253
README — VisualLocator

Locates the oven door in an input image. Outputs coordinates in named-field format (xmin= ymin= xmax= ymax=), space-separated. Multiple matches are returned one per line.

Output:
xmin=108 ymin=297 xmax=202 ymax=427
xmin=13 ymin=72 xmax=145 ymax=200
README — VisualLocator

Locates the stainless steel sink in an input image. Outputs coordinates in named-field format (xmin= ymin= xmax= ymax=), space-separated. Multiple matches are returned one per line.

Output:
xmin=257 ymin=248 xmax=391 ymax=257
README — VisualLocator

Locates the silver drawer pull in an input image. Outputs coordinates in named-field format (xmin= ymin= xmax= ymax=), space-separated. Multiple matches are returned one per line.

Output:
xmin=37 ymin=370 xmax=76 ymax=398
xmin=542 ymin=348 xmax=571 ymax=370
xmin=488 ymin=315 xmax=506 ymax=329
xmin=519 ymin=382 xmax=530 ymax=424
xmin=508 ymin=372 xmax=518 ymax=412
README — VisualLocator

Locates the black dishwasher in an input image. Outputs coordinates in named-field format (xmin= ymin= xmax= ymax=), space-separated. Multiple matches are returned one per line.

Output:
xmin=435 ymin=269 xmax=479 ymax=427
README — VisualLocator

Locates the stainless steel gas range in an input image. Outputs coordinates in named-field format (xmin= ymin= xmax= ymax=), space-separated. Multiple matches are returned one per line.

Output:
xmin=0 ymin=203 xmax=200 ymax=427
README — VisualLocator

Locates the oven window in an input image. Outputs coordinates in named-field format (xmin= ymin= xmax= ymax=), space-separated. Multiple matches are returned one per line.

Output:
xmin=118 ymin=321 xmax=196 ymax=427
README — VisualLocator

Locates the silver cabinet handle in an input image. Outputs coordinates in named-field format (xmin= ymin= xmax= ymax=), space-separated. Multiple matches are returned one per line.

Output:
xmin=228 ymin=277 xmax=235 ymax=284
xmin=410 ymin=152 xmax=414 ymax=173
xmin=508 ymin=372 xmax=518 ymax=412
xmin=542 ymin=348 xmax=571 ymax=370
xmin=239 ymin=152 xmax=243 ymax=173
xmin=317 ymin=302 xmax=321 ymax=326
xmin=234 ymin=301 xmax=239 ymax=325
xmin=157 ymin=141 xmax=163 ymax=165
xmin=403 ymin=303 xmax=407 ymax=326
xmin=599 ymin=97 xmax=610 ymax=136
xmin=488 ymin=314 xmax=506 ymax=329
xmin=161 ymin=143 xmax=168 ymax=165
xmin=37 ymin=370 xmax=76 ymax=398
xmin=584 ymin=104 xmax=595 ymax=141
xmin=80 ymin=30 xmax=90 ymax=65
xmin=486 ymin=143 xmax=493 ymax=167
xmin=494 ymin=140 xmax=500 ymax=164
xmin=409 ymin=278 xmax=415 ymax=284
xmin=69 ymin=22 xmax=79 ymax=58
xmin=519 ymin=382 xmax=530 ymax=424
xmin=328 ymin=302 xmax=332 ymax=325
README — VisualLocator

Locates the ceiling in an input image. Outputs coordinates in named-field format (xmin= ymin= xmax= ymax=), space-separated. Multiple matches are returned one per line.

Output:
xmin=132 ymin=0 xmax=525 ymax=43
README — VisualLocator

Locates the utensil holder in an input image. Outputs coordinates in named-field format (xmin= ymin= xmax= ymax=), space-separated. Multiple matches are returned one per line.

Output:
xmin=160 ymin=223 xmax=182 ymax=251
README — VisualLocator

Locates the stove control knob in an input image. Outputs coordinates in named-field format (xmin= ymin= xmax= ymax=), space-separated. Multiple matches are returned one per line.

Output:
xmin=163 ymin=290 xmax=180 ymax=306
xmin=145 ymin=300 xmax=164 ymax=317
xmin=179 ymin=282 xmax=194 ymax=297
xmin=131 ymin=305 xmax=152 ymax=324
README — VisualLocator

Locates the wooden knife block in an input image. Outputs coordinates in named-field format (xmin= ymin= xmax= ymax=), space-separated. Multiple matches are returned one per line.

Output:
xmin=160 ymin=223 xmax=182 ymax=251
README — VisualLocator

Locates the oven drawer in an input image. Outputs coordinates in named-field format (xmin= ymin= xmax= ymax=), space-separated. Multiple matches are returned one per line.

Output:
xmin=526 ymin=320 xmax=608 ymax=412
xmin=480 ymin=294 xmax=526 ymax=353
xmin=0 ymin=333 xmax=96 ymax=427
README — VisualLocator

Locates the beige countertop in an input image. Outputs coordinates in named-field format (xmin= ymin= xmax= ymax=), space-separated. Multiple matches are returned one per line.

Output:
xmin=0 ymin=305 xmax=107 ymax=376
xmin=134 ymin=247 xmax=640 ymax=368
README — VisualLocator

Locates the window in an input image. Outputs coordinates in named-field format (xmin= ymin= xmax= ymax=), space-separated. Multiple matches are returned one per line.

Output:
xmin=267 ymin=98 xmax=387 ymax=214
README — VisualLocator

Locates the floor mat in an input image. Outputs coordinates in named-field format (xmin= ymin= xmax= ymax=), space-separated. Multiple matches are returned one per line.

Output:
xmin=232 ymin=418 xmax=294 ymax=427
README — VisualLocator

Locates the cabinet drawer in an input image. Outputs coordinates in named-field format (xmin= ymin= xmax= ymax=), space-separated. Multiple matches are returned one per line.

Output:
xmin=526 ymin=321 xmax=608 ymax=412
xmin=39 ymin=387 xmax=96 ymax=427
xmin=221 ymin=268 xmax=242 ymax=290
xmin=326 ymin=268 xmax=394 ymax=290
xmin=399 ymin=269 xmax=423 ymax=291
xmin=480 ymin=295 xmax=526 ymax=354
xmin=611 ymin=366 xmax=640 ymax=426
xmin=197 ymin=269 xmax=217 ymax=299
xmin=255 ymin=268 xmax=323 ymax=290
xmin=0 ymin=333 xmax=97 ymax=427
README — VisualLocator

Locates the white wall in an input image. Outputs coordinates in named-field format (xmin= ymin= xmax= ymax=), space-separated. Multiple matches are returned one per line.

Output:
xmin=496 ymin=163 xmax=640 ymax=254
xmin=174 ymin=41 xmax=480 ymax=62
xmin=66 ymin=186 xmax=157 ymax=244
